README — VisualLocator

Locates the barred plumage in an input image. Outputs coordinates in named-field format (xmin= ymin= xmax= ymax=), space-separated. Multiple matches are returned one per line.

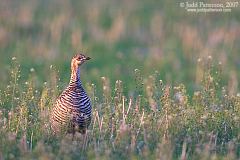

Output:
xmin=50 ymin=53 xmax=92 ymax=135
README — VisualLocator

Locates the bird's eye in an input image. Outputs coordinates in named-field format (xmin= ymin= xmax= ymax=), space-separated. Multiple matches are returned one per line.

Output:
xmin=77 ymin=57 xmax=81 ymax=61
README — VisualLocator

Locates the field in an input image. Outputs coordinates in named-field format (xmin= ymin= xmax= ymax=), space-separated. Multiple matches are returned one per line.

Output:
xmin=0 ymin=0 xmax=240 ymax=159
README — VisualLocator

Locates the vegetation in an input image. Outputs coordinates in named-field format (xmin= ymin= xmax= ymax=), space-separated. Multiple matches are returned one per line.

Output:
xmin=0 ymin=0 xmax=240 ymax=159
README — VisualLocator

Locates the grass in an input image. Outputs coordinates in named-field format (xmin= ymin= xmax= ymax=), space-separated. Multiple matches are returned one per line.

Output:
xmin=0 ymin=56 xmax=239 ymax=160
xmin=0 ymin=0 xmax=240 ymax=159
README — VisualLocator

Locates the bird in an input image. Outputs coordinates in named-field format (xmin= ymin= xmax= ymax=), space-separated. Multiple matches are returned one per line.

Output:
xmin=50 ymin=53 xmax=92 ymax=135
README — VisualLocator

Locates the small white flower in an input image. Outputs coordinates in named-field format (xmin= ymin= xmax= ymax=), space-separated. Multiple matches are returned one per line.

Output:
xmin=116 ymin=80 xmax=122 ymax=84
xmin=30 ymin=68 xmax=35 ymax=72
xmin=12 ymin=57 xmax=16 ymax=61
xmin=134 ymin=69 xmax=139 ymax=72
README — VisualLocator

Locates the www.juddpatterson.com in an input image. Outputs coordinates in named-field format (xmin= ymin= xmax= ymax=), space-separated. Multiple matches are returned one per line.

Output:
xmin=186 ymin=8 xmax=231 ymax=12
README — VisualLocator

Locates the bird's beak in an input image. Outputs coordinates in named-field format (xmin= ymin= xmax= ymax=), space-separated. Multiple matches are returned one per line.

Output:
xmin=86 ymin=57 xmax=91 ymax=60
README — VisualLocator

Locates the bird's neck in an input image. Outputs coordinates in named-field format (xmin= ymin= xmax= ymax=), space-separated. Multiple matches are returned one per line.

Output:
xmin=69 ymin=63 xmax=82 ymax=87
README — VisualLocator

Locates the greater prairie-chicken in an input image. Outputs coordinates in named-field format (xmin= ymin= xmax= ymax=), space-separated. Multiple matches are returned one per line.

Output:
xmin=50 ymin=53 xmax=92 ymax=135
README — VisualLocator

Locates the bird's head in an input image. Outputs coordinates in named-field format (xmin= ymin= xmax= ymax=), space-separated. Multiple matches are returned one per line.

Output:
xmin=72 ymin=53 xmax=91 ymax=66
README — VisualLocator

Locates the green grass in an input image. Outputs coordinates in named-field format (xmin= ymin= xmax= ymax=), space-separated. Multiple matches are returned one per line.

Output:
xmin=0 ymin=57 xmax=239 ymax=160
xmin=0 ymin=0 xmax=240 ymax=159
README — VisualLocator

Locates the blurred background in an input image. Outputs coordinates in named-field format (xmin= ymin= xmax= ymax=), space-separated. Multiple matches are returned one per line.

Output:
xmin=0 ymin=0 xmax=239 ymax=94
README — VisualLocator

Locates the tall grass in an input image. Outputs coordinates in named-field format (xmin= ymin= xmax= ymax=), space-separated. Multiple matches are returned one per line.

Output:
xmin=0 ymin=57 xmax=239 ymax=160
